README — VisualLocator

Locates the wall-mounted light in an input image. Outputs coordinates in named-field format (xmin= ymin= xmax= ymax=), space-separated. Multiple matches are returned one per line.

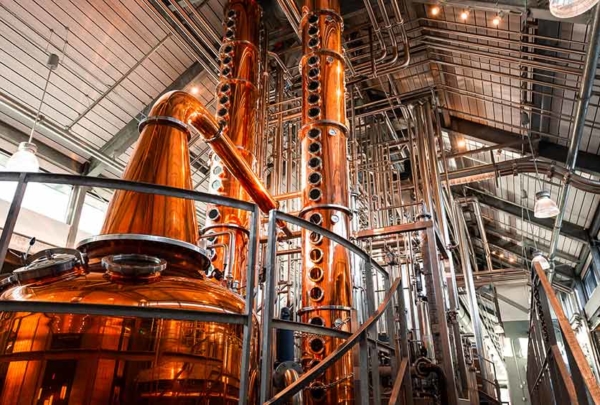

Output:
xmin=492 ymin=11 xmax=505 ymax=26
xmin=460 ymin=8 xmax=470 ymax=20
xmin=431 ymin=5 xmax=441 ymax=15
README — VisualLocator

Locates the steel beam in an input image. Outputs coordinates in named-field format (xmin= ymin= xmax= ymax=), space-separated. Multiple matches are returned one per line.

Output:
xmin=0 ymin=92 xmax=124 ymax=172
xmin=589 ymin=204 xmax=600 ymax=239
xmin=549 ymin=5 xmax=600 ymax=268
xmin=87 ymin=62 xmax=207 ymax=176
xmin=463 ymin=188 xmax=588 ymax=242
xmin=0 ymin=120 xmax=83 ymax=174
xmin=0 ymin=174 xmax=27 ymax=270
xmin=496 ymin=293 xmax=529 ymax=314
xmin=472 ymin=238 xmax=575 ymax=279
xmin=480 ymin=222 xmax=580 ymax=264
xmin=471 ymin=225 xmax=580 ymax=266
xmin=444 ymin=117 xmax=600 ymax=177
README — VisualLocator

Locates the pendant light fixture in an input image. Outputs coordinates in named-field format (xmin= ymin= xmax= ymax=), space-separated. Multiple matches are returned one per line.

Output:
xmin=6 ymin=53 xmax=59 ymax=173
xmin=550 ymin=0 xmax=599 ymax=19
xmin=531 ymin=250 xmax=551 ymax=270
xmin=534 ymin=190 xmax=560 ymax=218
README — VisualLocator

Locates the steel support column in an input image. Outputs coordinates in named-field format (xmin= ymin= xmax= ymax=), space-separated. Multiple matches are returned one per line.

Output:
xmin=421 ymin=224 xmax=459 ymax=405
xmin=548 ymin=5 xmax=600 ymax=271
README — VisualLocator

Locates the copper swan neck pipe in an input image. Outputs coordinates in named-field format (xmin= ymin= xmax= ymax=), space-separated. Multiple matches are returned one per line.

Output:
xmin=139 ymin=90 xmax=282 ymax=222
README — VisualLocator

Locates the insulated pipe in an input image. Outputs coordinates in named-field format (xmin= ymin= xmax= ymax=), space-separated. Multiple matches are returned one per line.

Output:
xmin=455 ymin=197 xmax=494 ymax=272
xmin=548 ymin=4 xmax=600 ymax=271
xmin=453 ymin=202 xmax=488 ymax=383
xmin=427 ymin=104 xmax=469 ymax=394
xmin=276 ymin=307 xmax=295 ymax=364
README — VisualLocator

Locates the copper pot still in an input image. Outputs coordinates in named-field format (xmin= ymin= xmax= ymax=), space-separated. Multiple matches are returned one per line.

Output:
xmin=0 ymin=1 xmax=261 ymax=404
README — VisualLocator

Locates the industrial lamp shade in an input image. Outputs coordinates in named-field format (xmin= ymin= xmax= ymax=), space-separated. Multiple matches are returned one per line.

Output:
xmin=532 ymin=251 xmax=551 ymax=270
xmin=534 ymin=190 xmax=559 ymax=218
xmin=550 ymin=0 xmax=599 ymax=18
xmin=6 ymin=142 xmax=39 ymax=173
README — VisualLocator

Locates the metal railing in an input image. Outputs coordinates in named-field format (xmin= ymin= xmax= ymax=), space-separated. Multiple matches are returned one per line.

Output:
xmin=476 ymin=353 xmax=502 ymax=402
xmin=527 ymin=262 xmax=600 ymax=405
xmin=0 ymin=171 xmax=260 ymax=405
xmin=259 ymin=210 xmax=419 ymax=405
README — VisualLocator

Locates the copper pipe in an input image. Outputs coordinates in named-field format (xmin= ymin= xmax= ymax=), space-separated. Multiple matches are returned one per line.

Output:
xmin=133 ymin=89 xmax=287 ymax=227
xmin=299 ymin=1 xmax=354 ymax=403
xmin=274 ymin=191 xmax=302 ymax=201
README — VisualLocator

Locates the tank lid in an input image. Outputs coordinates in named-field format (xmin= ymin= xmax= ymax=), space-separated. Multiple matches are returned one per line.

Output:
xmin=0 ymin=275 xmax=14 ymax=290
xmin=13 ymin=249 xmax=85 ymax=283
xmin=102 ymin=254 xmax=166 ymax=278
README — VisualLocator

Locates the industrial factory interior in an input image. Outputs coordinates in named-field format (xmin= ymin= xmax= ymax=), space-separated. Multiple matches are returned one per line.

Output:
xmin=4 ymin=0 xmax=600 ymax=404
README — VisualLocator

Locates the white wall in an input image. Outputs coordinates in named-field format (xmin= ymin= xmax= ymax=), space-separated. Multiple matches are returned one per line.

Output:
xmin=0 ymin=198 xmax=92 ymax=255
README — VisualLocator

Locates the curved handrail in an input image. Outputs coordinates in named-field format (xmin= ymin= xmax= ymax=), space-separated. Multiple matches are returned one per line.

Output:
xmin=532 ymin=263 xmax=600 ymax=401
xmin=0 ymin=172 xmax=256 ymax=212
xmin=274 ymin=210 xmax=389 ymax=278
xmin=264 ymin=275 xmax=403 ymax=405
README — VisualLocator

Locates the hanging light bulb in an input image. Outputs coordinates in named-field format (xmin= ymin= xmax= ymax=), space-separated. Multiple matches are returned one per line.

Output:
xmin=534 ymin=190 xmax=560 ymax=218
xmin=431 ymin=5 xmax=441 ymax=15
xmin=6 ymin=53 xmax=59 ymax=173
xmin=6 ymin=142 xmax=39 ymax=172
xmin=550 ymin=0 xmax=599 ymax=19
xmin=532 ymin=251 xmax=550 ymax=270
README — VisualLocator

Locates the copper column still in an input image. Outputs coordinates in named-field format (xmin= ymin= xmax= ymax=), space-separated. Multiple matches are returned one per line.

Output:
xmin=0 ymin=38 xmax=268 ymax=405
xmin=204 ymin=0 xmax=263 ymax=294
xmin=299 ymin=0 xmax=354 ymax=403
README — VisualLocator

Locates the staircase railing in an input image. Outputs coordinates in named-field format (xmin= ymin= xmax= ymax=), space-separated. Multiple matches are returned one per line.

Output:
xmin=527 ymin=262 xmax=600 ymax=405
xmin=259 ymin=210 xmax=419 ymax=405
xmin=477 ymin=352 xmax=502 ymax=401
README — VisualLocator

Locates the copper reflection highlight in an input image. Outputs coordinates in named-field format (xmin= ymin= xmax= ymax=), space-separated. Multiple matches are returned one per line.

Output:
xmin=0 ymin=270 xmax=258 ymax=405
xmin=300 ymin=0 xmax=354 ymax=403
xmin=204 ymin=0 xmax=262 ymax=290
xmin=101 ymin=97 xmax=198 ymax=244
